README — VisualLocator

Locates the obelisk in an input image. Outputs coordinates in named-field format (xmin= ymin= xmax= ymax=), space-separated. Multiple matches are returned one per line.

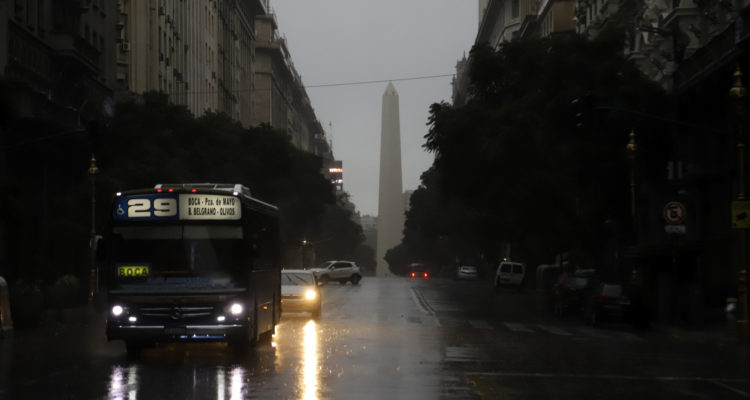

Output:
xmin=376 ymin=82 xmax=405 ymax=276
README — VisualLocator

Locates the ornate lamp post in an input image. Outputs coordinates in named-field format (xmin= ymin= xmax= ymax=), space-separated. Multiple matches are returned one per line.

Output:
xmin=729 ymin=66 xmax=749 ymax=341
xmin=88 ymin=154 xmax=99 ymax=302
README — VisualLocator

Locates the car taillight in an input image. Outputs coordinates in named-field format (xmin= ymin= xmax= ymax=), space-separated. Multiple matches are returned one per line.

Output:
xmin=411 ymin=272 xmax=416 ymax=278
xmin=424 ymin=272 xmax=428 ymax=278
xmin=596 ymin=295 xmax=609 ymax=302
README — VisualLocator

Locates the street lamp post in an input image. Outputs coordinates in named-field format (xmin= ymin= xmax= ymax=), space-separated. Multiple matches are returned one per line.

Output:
xmin=88 ymin=154 xmax=99 ymax=302
xmin=626 ymin=129 xmax=638 ymax=230
xmin=729 ymin=66 xmax=749 ymax=341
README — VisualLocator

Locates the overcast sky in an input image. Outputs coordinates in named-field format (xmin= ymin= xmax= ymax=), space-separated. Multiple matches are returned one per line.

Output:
xmin=272 ymin=0 xmax=478 ymax=216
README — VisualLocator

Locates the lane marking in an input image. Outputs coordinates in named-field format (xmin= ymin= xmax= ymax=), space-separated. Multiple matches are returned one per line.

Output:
xmin=709 ymin=379 xmax=750 ymax=398
xmin=445 ymin=346 xmax=485 ymax=362
xmin=469 ymin=320 xmax=493 ymax=330
xmin=504 ymin=322 xmax=534 ymax=333
xmin=536 ymin=324 xmax=572 ymax=336
xmin=468 ymin=371 xmax=748 ymax=384
xmin=577 ymin=327 xmax=611 ymax=339
xmin=614 ymin=331 xmax=646 ymax=342
xmin=410 ymin=288 xmax=435 ymax=316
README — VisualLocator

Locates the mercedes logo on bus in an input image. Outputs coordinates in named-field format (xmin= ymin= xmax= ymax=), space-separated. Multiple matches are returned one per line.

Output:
xmin=170 ymin=307 xmax=182 ymax=320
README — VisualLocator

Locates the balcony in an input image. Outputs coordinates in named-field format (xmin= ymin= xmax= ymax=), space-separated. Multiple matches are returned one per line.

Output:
xmin=46 ymin=34 xmax=101 ymax=73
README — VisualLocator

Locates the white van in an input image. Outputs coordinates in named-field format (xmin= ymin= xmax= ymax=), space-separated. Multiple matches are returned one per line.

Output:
xmin=494 ymin=261 xmax=525 ymax=290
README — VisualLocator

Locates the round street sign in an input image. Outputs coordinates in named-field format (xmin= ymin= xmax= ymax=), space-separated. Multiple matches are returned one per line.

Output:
xmin=663 ymin=201 xmax=686 ymax=225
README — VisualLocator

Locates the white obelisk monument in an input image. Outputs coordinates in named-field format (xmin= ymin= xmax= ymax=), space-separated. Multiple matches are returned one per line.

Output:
xmin=376 ymin=82 xmax=405 ymax=276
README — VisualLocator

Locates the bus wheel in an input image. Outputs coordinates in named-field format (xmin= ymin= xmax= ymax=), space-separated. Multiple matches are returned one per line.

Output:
xmin=256 ymin=330 xmax=273 ymax=347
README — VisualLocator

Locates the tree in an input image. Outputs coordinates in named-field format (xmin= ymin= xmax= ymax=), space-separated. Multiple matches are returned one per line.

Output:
xmin=0 ymin=91 xmax=365 ymax=285
xmin=404 ymin=30 xmax=669 ymax=270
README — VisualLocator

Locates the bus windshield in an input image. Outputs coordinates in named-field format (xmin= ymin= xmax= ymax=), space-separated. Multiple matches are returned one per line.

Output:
xmin=109 ymin=225 xmax=247 ymax=285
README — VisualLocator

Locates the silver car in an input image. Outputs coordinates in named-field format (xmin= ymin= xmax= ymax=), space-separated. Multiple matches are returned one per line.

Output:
xmin=457 ymin=265 xmax=478 ymax=280
xmin=281 ymin=269 xmax=321 ymax=319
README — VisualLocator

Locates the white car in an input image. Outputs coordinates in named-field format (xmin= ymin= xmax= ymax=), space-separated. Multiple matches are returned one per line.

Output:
xmin=457 ymin=265 xmax=478 ymax=280
xmin=281 ymin=269 xmax=321 ymax=318
xmin=313 ymin=260 xmax=362 ymax=285
xmin=494 ymin=261 xmax=525 ymax=290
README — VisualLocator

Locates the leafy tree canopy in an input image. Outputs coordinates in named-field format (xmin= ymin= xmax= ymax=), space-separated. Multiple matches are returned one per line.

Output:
xmin=402 ymin=30 xmax=670 ymax=273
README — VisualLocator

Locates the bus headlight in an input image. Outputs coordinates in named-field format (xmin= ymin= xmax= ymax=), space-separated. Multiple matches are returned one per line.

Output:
xmin=305 ymin=289 xmax=316 ymax=300
xmin=229 ymin=303 xmax=244 ymax=315
xmin=112 ymin=305 xmax=124 ymax=316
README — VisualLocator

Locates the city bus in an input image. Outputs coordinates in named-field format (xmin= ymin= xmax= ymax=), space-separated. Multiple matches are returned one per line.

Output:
xmin=102 ymin=183 xmax=281 ymax=354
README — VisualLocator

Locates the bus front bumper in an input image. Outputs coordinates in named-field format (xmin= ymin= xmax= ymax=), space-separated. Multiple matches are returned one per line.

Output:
xmin=107 ymin=322 xmax=250 ymax=342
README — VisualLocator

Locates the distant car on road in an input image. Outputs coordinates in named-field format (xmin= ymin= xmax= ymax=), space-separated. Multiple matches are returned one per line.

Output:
xmin=549 ymin=269 xmax=598 ymax=316
xmin=408 ymin=263 xmax=430 ymax=279
xmin=312 ymin=260 xmax=362 ymax=286
xmin=494 ymin=260 xmax=525 ymax=290
xmin=281 ymin=269 xmax=321 ymax=319
xmin=456 ymin=265 xmax=478 ymax=280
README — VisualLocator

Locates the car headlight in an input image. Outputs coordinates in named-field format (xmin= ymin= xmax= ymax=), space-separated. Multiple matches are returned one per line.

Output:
xmin=111 ymin=305 xmax=124 ymax=316
xmin=229 ymin=303 xmax=244 ymax=315
xmin=305 ymin=289 xmax=317 ymax=300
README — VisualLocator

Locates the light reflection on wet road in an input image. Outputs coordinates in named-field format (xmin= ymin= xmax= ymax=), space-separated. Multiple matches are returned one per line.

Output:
xmin=2 ymin=277 xmax=747 ymax=399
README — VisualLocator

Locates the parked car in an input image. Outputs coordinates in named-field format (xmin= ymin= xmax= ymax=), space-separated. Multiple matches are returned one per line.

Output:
xmin=494 ymin=260 xmax=525 ymax=290
xmin=536 ymin=264 xmax=562 ymax=293
xmin=456 ymin=265 xmax=478 ymax=280
xmin=281 ymin=269 xmax=321 ymax=319
xmin=312 ymin=260 xmax=362 ymax=285
xmin=583 ymin=282 xmax=629 ymax=326
xmin=584 ymin=282 xmax=651 ymax=328
xmin=549 ymin=269 xmax=598 ymax=316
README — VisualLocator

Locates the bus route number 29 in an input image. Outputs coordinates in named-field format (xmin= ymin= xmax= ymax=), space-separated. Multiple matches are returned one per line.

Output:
xmin=127 ymin=198 xmax=177 ymax=218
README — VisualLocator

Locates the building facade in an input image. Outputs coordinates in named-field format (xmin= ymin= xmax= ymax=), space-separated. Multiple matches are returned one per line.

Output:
xmin=115 ymin=0 xmax=265 ymax=126
xmin=453 ymin=0 xmax=576 ymax=105
xmin=114 ymin=0 xmax=330 ymax=157
xmin=251 ymin=12 xmax=325 ymax=154
xmin=1 ymin=0 xmax=118 ymax=127
xmin=453 ymin=0 xmax=750 ymax=325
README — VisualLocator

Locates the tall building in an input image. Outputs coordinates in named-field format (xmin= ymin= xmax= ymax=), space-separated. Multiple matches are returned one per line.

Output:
xmin=327 ymin=160 xmax=344 ymax=193
xmin=0 ymin=0 xmax=118 ymax=127
xmin=113 ymin=0 xmax=330 ymax=157
xmin=453 ymin=0 xmax=576 ymax=105
xmin=251 ymin=12 xmax=326 ymax=154
xmin=115 ymin=0 xmax=265 ymax=126
xmin=376 ymin=82 xmax=404 ymax=276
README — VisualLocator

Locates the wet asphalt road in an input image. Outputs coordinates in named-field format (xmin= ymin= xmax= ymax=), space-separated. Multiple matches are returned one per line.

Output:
xmin=1 ymin=276 xmax=749 ymax=399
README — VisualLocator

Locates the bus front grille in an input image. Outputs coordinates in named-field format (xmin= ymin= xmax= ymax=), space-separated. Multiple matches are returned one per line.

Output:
xmin=139 ymin=305 xmax=215 ymax=319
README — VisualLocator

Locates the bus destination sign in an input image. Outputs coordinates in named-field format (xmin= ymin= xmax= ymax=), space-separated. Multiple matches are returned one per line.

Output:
xmin=113 ymin=194 xmax=241 ymax=221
